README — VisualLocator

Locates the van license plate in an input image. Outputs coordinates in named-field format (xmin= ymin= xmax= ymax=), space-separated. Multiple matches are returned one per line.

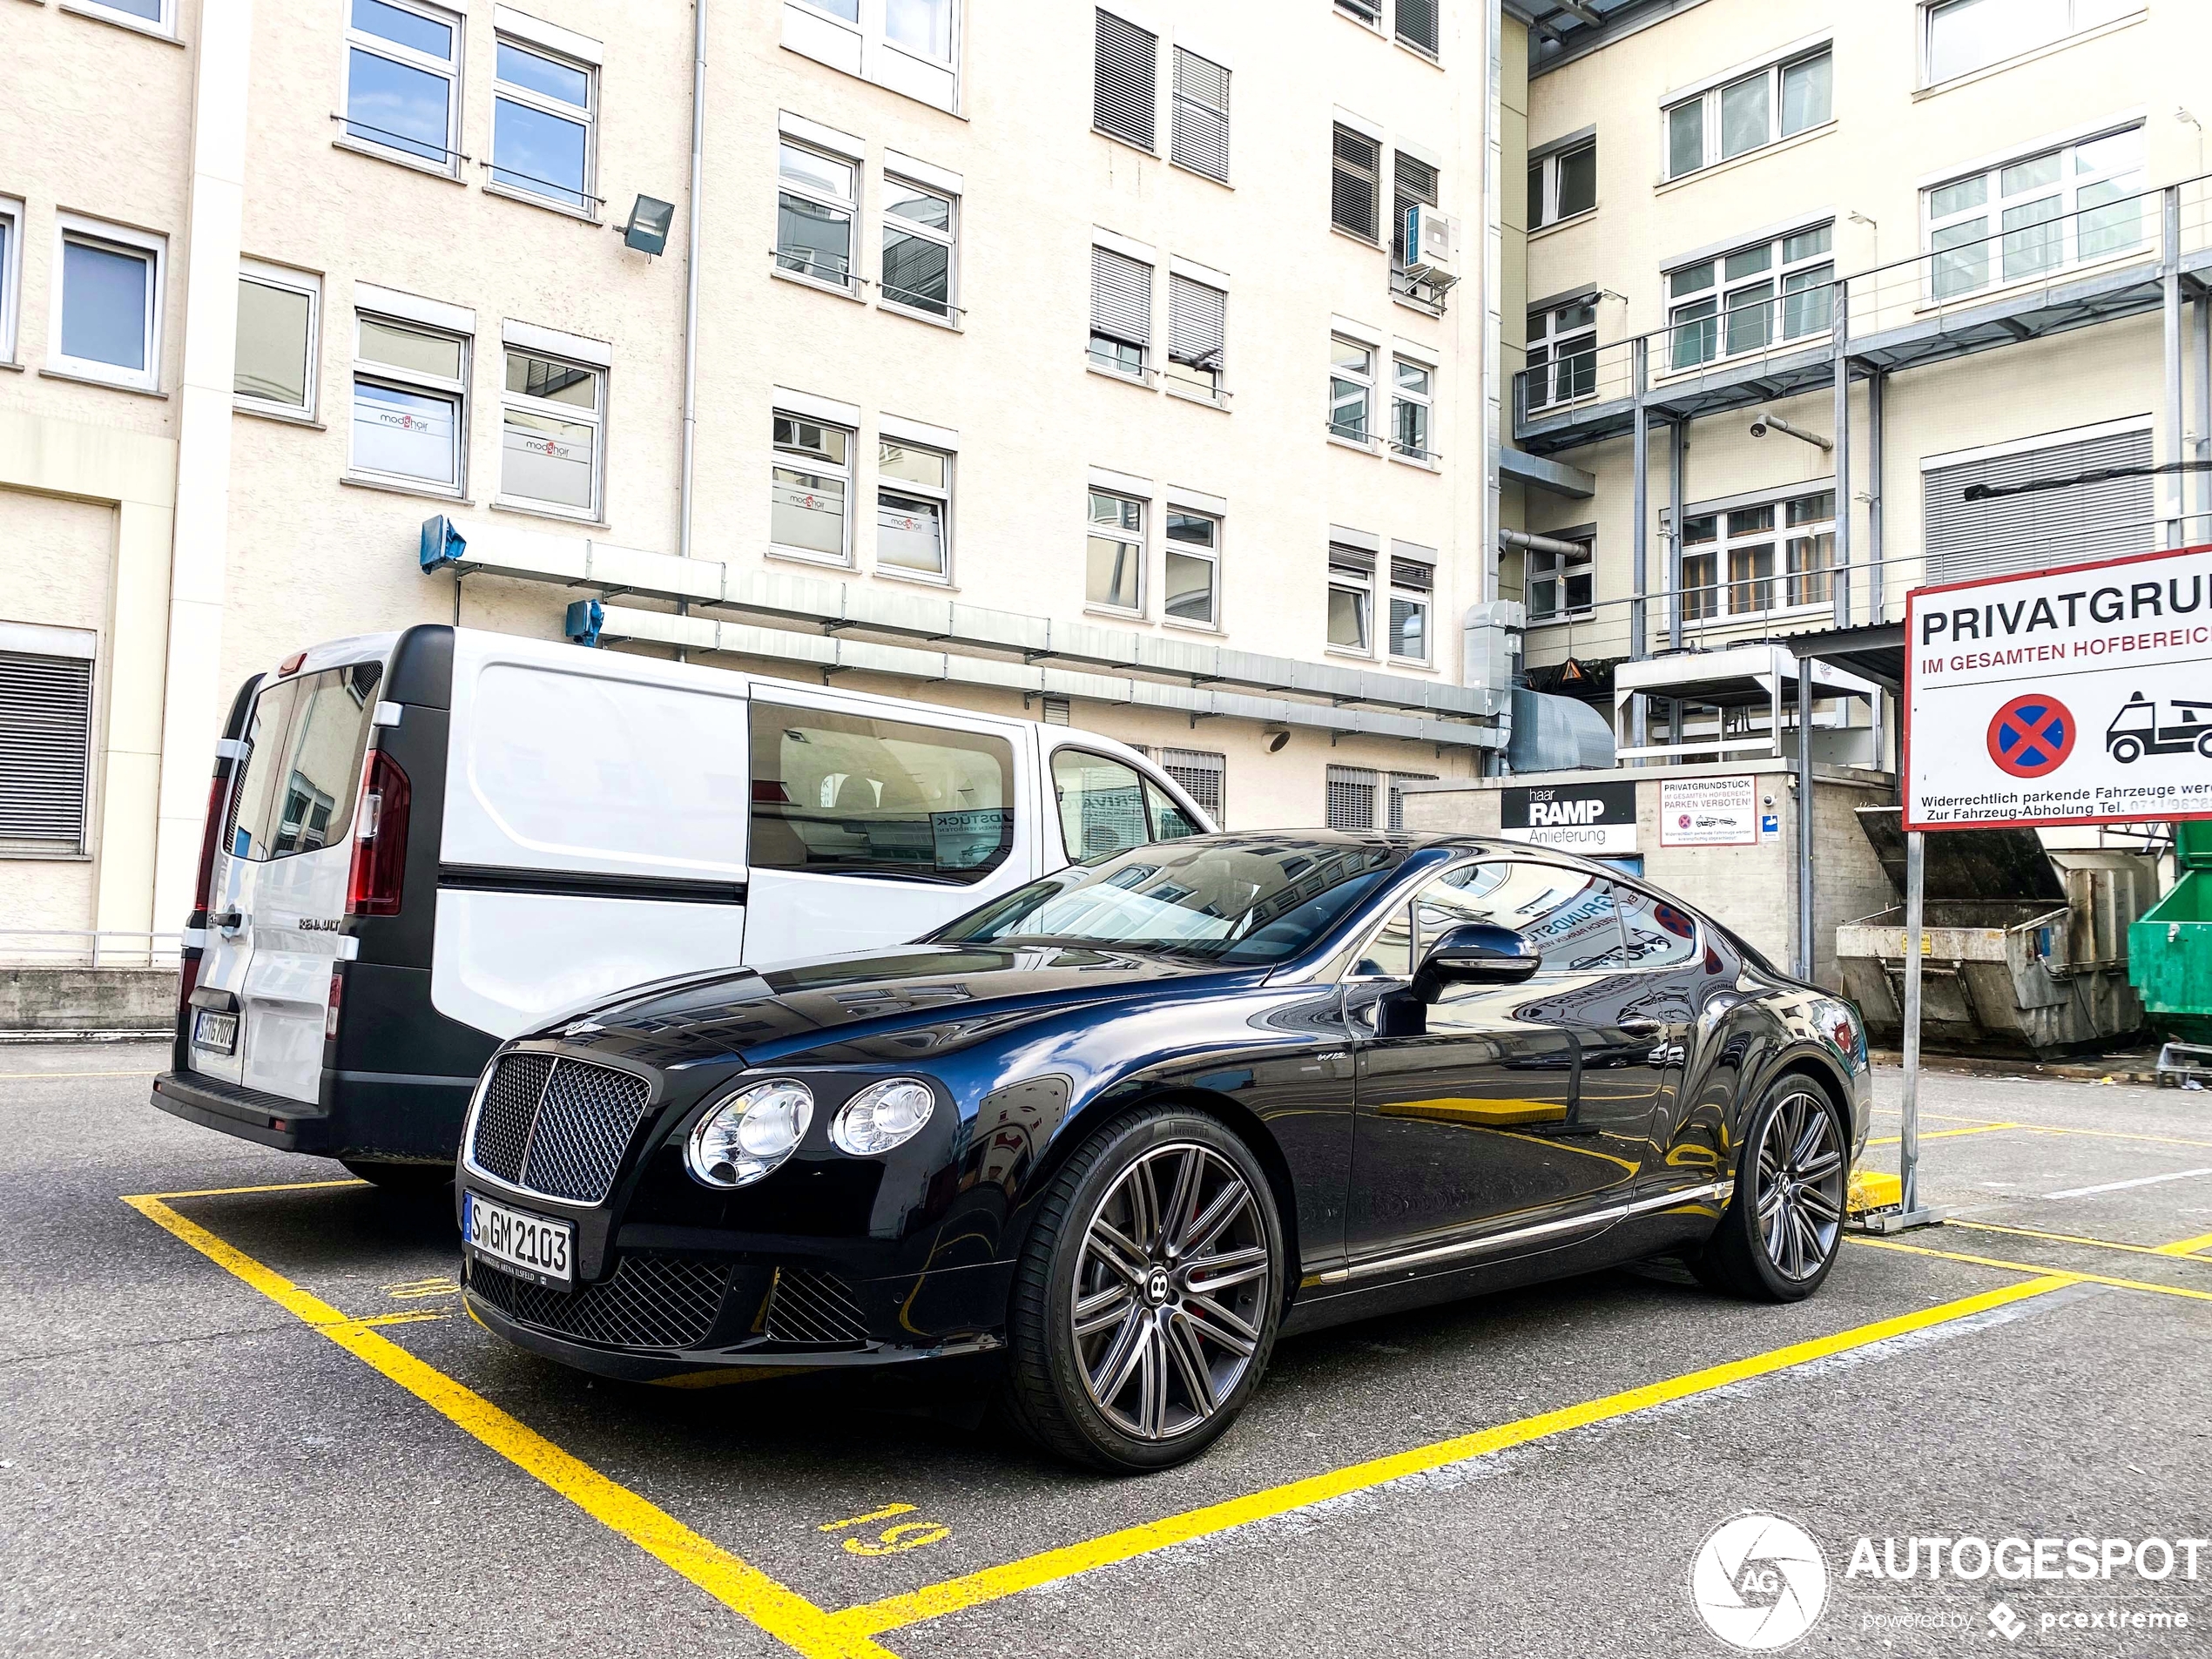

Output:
xmin=464 ymin=1191 xmax=574 ymax=1289
xmin=191 ymin=1010 xmax=239 ymax=1054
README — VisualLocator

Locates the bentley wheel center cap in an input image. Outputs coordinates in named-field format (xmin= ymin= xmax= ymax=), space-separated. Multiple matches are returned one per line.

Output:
xmin=1144 ymin=1267 xmax=1172 ymax=1306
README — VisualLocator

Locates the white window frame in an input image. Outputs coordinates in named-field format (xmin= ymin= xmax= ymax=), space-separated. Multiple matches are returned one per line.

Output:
xmin=875 ymin=435 xmax=954 ymax=582
xmin=1163 ymin=505 xmax=1221 ymax=629
xmin=772 ymin=410 xmax=857 ymax=566
xmin=1386 ymin=547 xmax=1434 ymax=664
xmin=497 ymin=345 xmax=604 ymax=522
xmin=1390 ymin=355 xmax=1434 ymax=464
xmin=1525 ymin=295 xmax=1598 ymax=412
xmin=1663 ymin=44 xmax=1831 ymax=179
xmin=1665 ymin=222 xmax=1834 ymax=372
xmin=1326 ymin=543 xmax=1375 ymax=657
xmin=776 ymin=139 xmax=861 ymax=293
xmin=341 ymin=0 xmax=465 ymax=179
xmin=489 ymin=34 xmax=599 ymax=215
xmin=1919 ymin=0 xmax=2142 ymax=89
xmin=782 ymin=0 xmax=963 ymax=115
xmin=1089 ymin=244 xmax=1154 ymax=381
xmin=880 ymin=174 xmax=958 ymax=320
xmin=1676 ymin=489 xmax=1838 ymax=624
xmin=1169 ymin=45 xmax=1231 ymax=184
xmin=1329 ymin=335 xmax=1375 ymax=444
xmin=49 ymin=214 xmax=165 ymax=393
xmin=1525 ymin=534 xmax=1594 ymax=624
xmin=62 ymin=0 xmax=176 ymax=38
xmin=1529 ymin=138 xmax=1596 ymax=230
xmin=1921 ymin=124 xmax=2146 ymax=305
xmin=1086 ymin=488 xmax=1147 ymax=615
xmin=1166 ymin=270 xmax=1227 ymax=401
xmin=0 ymin=197 xmax=23 ymax=366
xmin=233 ymin=260 xmax=322 ymax=421
xmin=348 ymin=307 xmax=471 ymax=496
xmin=1334 ymin=0 xmax=1383 ymax=28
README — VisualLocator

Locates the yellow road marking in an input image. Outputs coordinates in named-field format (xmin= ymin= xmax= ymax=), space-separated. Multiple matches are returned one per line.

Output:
xmin=821 ymin=1504 xmax=918 ymax=1534
xmin=123 ymin=1191 xmax=895 ymax=1659
xmin=146 ymin=1177 xmax=370 ymax=1200
xmin=0 ymin=1068 xmax=161 ymax=1079
xmin=828 ymin=1273 xmax=2074 ymax=1640
xmin=354 ymin=1310 xmax=448 ymax=1328
xmin=1865 ymin=1122 xmax=2021 ymax=1147
xmin=2013 ymin=1124 xmax=2212 ymax=1151
xmin=1850 ymin=1237 xmax=2212 ymax=1304
xmin=1949 ymin=1220 xmax=2212 ymax=1261
xmin=2155 ymin=1230 xmax=2212 ymax=1258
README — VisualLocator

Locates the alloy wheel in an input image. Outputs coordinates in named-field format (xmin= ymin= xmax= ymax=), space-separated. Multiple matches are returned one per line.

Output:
xmin=1071 ymin=1142 xmax=1272 ymax=1440
xmin=1755 ymin=1089 xmax=1845 ymax=1280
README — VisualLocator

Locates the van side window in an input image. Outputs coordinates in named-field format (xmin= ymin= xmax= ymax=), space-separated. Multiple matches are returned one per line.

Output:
xmin=1144 ymin=779 xmax=1203 ymax=841
xmin=749 ymin=703 xmax=1015 ymax=884
xmin=225 ymin=664 xmax=381 ymax=862
xmin=1052 ymin=750 xmax=1167 ymax=860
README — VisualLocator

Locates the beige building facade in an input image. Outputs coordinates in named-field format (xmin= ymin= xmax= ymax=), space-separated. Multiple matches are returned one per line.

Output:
xmin=1 ymin=0 xmax=1521 ymax=957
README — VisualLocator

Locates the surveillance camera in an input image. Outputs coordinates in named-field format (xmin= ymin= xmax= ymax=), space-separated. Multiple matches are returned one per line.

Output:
xmin=1750 ymin=417 xmax=1770 ymax=438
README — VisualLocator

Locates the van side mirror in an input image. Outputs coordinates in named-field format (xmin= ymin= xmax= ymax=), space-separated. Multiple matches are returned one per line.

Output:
xmin=1416 ymin=922 xmax=1541 ymax=989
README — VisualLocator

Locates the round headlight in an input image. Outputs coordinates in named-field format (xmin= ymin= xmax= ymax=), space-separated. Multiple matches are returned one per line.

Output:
xmin=831 ymin=1078 xmax=937 ymax=1156
xmin=685 ymin=1079 xmax=814 ymax=1189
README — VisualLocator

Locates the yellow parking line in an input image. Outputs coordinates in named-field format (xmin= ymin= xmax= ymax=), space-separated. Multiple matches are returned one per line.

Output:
xmin=2013 ymin=1125 xmax=2212 ymax=1151
xmin=2155 ymin=1230 xmax=2212 ymax=1258
xmin=122 ymin=1191 xmax=895 ymax=1659
xmin=145 ymin=1178 xmax=370 ymax=1200
xmin=1949 ymin=1220 xmax=2212 ymax=1261
xmin=1849 ymin=1237 xmax=2212 ymax=1304
xmin=827 ymin=1272 xmax=2074 ymax=1641
xmin=1865 ymin=1122 xmax=2021 ymax=1148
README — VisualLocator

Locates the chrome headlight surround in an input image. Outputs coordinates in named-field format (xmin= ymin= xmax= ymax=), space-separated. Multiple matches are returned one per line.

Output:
xmin=831 ymin=1077 xmax=938 ymax=1156
xmin=685 ymin=1078 xmax=815 ymax=1189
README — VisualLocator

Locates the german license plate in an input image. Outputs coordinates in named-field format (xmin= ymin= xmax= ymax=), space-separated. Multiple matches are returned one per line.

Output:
xmin=464 ymin=1191 xmax=573 ymax=1289
xmin=191 ymin=1009 xmax=239 ymax=1054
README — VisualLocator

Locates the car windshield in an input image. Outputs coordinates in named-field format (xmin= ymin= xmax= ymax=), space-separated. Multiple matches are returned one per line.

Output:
xmin=933 ymin=835 xmax=1401 ymax=964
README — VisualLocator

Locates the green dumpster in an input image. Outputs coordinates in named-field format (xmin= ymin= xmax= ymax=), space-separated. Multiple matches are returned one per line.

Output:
xmin=2130 ymin=819 xmax=2212 ymax=1084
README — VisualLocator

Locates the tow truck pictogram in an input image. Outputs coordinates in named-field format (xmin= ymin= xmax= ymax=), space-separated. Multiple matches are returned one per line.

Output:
xmin=2105 ymin=691 xmax=2212 ymax=762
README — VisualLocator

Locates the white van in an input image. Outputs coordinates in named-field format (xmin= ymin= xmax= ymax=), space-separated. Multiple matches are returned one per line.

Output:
xmin=152 ymin=625 xmax=1212 ymax=1185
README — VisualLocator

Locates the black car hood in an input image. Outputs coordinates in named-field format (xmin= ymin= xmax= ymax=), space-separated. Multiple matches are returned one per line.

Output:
xmin=535 ymin=942 xmax=1265 ymax=1070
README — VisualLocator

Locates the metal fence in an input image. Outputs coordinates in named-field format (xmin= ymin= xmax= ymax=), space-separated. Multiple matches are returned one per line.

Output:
xmin=0 ymin=931 xmax=182 ymax=968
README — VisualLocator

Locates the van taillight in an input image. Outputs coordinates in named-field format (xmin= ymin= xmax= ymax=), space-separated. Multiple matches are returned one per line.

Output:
xmin=347 ymin=750 xmax=411 ymax=917
xmin=325 ymin=969 xmax=344 ymax=1041
xmin=189 ymin=770 xmax=227 ymax=927
xmin=177 ymin=949 xmax=201 ymax=1020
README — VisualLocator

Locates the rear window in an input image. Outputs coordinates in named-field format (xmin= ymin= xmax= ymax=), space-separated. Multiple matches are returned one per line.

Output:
xmin=226 ymin=663 xmax=381 ymax=861
xmin=749 ymin=702 xmax=1015 ymax=885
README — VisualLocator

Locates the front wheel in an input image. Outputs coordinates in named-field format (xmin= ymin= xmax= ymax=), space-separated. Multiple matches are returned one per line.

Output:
xmin=1694 ymin=1078 xmax=1847 ymax=1302
xmin=2111 ymin=735 xmax=2143 ymax=764
xmin=1001 ymin=1108 xmax=1283 ymax=1472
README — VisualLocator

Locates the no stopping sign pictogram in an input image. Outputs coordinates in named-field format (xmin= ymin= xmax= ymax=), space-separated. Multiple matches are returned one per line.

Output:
xmin=1986 ymin=692 xmax=2076 ymax=779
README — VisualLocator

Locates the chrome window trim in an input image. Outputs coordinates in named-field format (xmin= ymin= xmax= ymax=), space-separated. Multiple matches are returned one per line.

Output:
xmin=1315 ymin=1179 xmax=1733 ymax=1285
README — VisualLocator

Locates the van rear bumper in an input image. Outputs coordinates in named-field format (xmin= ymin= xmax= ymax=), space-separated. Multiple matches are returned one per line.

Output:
xmin=152 ymin=1071 xmax=332 ymax=1153
xmin=151 ymin=1068 xmax=478 ymax=1161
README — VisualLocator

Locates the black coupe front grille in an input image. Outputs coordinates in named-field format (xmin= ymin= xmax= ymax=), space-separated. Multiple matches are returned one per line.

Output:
xmin=469 ymin=1252 xmax=733 ymax=1350
xmin=469 ymin=1054 xmax=652 ymax=1204
xmin=763 ymin=1268 xmax=868 ymax=1345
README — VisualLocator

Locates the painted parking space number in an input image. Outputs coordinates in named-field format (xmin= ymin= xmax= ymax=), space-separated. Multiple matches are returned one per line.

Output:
xmin=819 ymin=1501 xmax=951 ymax=1557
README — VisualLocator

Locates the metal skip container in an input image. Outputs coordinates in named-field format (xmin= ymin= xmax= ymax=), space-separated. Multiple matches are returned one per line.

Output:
xmin=1838 ymin=807 xmax=2160 ymax=1057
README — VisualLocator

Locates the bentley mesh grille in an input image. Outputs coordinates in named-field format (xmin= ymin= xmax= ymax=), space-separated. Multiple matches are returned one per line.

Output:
xmin=763 ymin=1268 xmax=867 ymax=1345
xmin=468 ymin=1252 xmax=732 ymax=1350
xmin=469 ymin=1054 xmax=652 ymax=1204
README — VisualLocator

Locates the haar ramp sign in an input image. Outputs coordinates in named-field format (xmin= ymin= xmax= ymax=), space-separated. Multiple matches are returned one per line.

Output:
xmin=1905 ymin=544 xmax=2212 ymax=830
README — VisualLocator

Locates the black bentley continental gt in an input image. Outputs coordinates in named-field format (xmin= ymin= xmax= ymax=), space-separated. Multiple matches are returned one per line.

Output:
xmin=455 ymin=832 xmax=1869 ymax=1471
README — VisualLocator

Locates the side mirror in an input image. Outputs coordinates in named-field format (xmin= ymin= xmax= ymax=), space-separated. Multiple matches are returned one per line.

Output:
xmin=1417 ymin=922 xmax=1541 ymax=988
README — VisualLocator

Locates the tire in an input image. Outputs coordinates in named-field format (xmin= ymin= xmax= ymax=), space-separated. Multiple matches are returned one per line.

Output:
xmin=1000 ymin=1106 xmax=1284 ymax=1473
xmin=1693 ymin=1076 xmax=1847 ymax=1303
xmin=340 ymin=1158 xmax=452 ymax=1196
xmin=2112 ymin=736 xmax=2142 ymax=764
xmin=2197 ymin=730 xmax=2212 ymax=760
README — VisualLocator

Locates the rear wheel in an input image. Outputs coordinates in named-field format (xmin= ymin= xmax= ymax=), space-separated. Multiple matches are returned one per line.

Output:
xmin=1694 ymin=1077 xmax=1846 ymax=1302
xmin=340 ymin=1158 xmax=452 ymax=1196
xmin=1001 ymin=1107 xmax=1283 ymax=1472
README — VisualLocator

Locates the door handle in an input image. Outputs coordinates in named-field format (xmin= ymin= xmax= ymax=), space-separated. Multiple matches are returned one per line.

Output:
xmin=214 ymin=909 xmax=244 ymax=935
xmin=1618 ymin=1018 xmax=1666 ymax=1036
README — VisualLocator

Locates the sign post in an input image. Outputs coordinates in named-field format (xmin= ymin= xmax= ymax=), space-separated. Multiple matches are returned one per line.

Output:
xmin=1895 ymin=543 xmax=2212 ymax=1229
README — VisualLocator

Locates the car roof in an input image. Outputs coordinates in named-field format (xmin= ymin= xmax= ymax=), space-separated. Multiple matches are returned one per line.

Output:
xmin=1162 ymin=827 xmax=1654 ymax=886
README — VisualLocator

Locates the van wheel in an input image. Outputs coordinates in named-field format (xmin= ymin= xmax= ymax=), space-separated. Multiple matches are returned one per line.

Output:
xmin=2197 ymin=730 xmax=2212 ymax=760
xmin=340 ymin=1158 xmax=451 ymax=1196
xmin=2111 ymin=735 xmax=2143 ymax=764
xmin=1001 ymin=1107 xmax=1282 ymax=1473
xmin=1693 ymin=1078 xmax=1846 ymax=1303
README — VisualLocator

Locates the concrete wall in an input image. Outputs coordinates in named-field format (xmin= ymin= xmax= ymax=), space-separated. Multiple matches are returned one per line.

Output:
xmin=0 ymin=968 xmax=176 ymax=1034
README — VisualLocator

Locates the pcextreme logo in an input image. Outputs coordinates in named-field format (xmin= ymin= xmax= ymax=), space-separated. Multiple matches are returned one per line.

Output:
xmin=1689 ymin=1512 xmax=1831 ymax=1651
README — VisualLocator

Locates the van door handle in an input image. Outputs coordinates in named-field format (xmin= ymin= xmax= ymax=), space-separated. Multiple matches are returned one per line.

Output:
xmin=214 ymin=909 xmax=244 ymax=935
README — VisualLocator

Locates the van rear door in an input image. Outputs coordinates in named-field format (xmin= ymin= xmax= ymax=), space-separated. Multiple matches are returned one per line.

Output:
xmin=190 ymin=656 xmax=387 ymax=1103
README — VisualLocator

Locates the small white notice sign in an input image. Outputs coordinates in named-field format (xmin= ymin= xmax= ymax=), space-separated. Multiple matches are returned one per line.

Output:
xmin=1660 ymin=775 xmax=1760 ymax=846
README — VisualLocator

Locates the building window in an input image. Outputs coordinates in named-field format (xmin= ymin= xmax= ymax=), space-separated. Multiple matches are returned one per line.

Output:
xmin=1335 ymin=0 xmax=1383 ymax=24
xmin=877 ymin=439 xmax=952 ymax=578
xmin=350 ymin=312 xmax=467 ymax=493
xmin=1391 ymin=152 xmax=1440 ymax=268
xmin=1678 ymin=489 xmax=1836 ymax=621
xmin=1094 ymin=10 xmax=1158 ymax=151
xmin=1528 ymin=139 xmax=1595 ymax=229
xmin=344 ymin=0 xmax=463 ymax=174
xmin=1388 ymin=549 xmax=1433 ymax=662
xmin=1158 ymin=747 xmax=1225 ymax=825
xmin=1391 ymin=357 xmax=1433 ymax=462
xmin=1526 ymin=297 xmax=1597 ymax=410
xmin=72 ymin=0 xmax=174 ymax=31
xmin=1397 ymin=0 xmax=1439 ymax=57
xmin=885 ymin=0 xmax=954 ymax=60
xmin=1329 ymin=336 xmax=1374 ymax=442
xmin=880 ymin=177 xmax=955 ymax=318
xmin=1327 ymin=543 xmax=1375 ymax=653
xmin=1089 ymin=246 xmax=1152 ymax=378
xmin=1326 ymin=765 xmax=1378 ymax=829
xmin=0 ymin=635 xmax=95 ymax=853
xmin=1925 ymin=125 xmax=2144 ymax=302
xmin=1166 ymin=273 xmax=1226 ymax=398
xmin=1164 ymin=509 xmax=1220 ymax=626
xmin=500 ymin=348 xmax=603 ymax=518
xmin=1923 ymin=0 xmax=2139 ymax=86
xmin=234 ymin=262 xmax=320 ymax=419
xmin=1 ymin=199 xmax=27 ymax=366
xmin=1332 ymin=125 xmax=1381 ymax=241
xmin=1667 ymin=222 xmax=1833 ymax=370
xmin=1923 ymin=421 xmax=2151 ymax=582
xmin=1665 ymin=45 xmax=1831 ymax=179
xmin=1086 ymin=490 xmax=1145 ymax=612
xmin=492 ymin=37 xmax=597 ymax=212
xmin=1387 ymin=771 xmax=1436 ymax=830
xmin=772 ymin=413 xmax=854 ymax=563
xmin=1526 ymin=536 xmax=1593 ymax=622
xmin=1170 ymin=48 xmax=1230 ymax=181
xmin=777 ymin=142 xmax=859 ymax=292
xmin=51 ymin=217 xmax=164 ymax=392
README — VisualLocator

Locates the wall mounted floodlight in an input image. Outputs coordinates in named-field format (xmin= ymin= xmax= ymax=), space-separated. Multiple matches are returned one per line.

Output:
xmin=622 ymin=194 xmax=675 ymax=256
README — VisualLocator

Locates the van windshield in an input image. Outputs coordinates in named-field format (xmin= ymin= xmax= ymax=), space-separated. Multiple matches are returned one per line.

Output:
xmin=226 ymin=663 xmax=382 ymax=861
xmin=934 ymin=834 xmax=1401 ymax=964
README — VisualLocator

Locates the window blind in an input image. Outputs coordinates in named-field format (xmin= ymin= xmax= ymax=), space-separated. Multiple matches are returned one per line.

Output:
xmin=1332 ymin=126 xmax=1380 ymax=240
xmin=1170 ymin=49 xmax=1230 ymax=182
xmin=1169 ymin=274 xmax=1226 ymax=370
xmin=1396 ymin=0 xmax=1439 ymax=56
xmin=1387 ymin=772 xmax=1437 ymax=832
xmin=1923 ymin=427 xmax=2155 ymax=584
xmin=1328 ymin=542 xmax=1378 ymax=576
xmin=1390 ymin=557 xmax=1434 ymax=590
xmin=1094 ymin=10 xmax=1158 ymax=151
xmin=1393 ymin=152 xmax=1440 ymax=264
xmin=1090 ymin=246 xmax=1153 ymax=346
xmin=1326 ymin=765 xmax=1378 ymax=830
xmin=0 ymin=650 xmax=93 ymax=846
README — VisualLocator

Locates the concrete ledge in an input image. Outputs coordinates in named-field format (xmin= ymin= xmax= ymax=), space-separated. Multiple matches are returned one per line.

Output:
xmin=0 ymin=967 xmax=178 ymax=1033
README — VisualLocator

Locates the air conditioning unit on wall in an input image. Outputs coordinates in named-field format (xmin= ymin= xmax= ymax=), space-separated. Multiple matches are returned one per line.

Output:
xmin=1404 ymin=205 xmax=1461 ymax=287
